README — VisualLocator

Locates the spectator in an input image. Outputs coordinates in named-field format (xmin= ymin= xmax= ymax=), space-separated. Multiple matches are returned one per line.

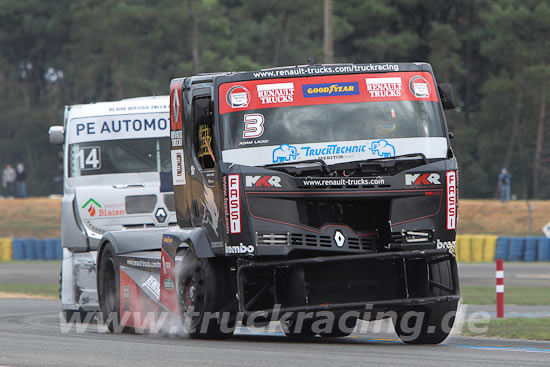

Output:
xmin=15 ymin=163 xmax=27 ymax=198
xmin=2 ymin=163 xmax=17 ymax=198
xmin=498 ymin=168 xmax=512 ymax=202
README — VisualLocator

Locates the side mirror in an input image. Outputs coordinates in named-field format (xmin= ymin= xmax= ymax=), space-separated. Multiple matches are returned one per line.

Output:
xmin=49 ymin=125 xmax=65 ymax=145
xmin=438 ymin=83 xmax=455 ymax=110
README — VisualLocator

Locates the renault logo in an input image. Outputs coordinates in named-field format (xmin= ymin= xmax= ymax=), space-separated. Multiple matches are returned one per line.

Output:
xmin=155 ymin=208 xmax=167 ymax=223
xmin=334 ymin=230 xmax=346 ymax=247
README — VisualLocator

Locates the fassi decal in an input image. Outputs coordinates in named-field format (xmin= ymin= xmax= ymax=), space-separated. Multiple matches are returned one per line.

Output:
xmin=245 ymin=175 xmax=282 ymax=188
xmin=446 ymin=171 xmax=457 ymax=230
xmin=256 ymin=83 xmax=295 ymax=104
xmin=405 ymin=173 xmax=441 ymax=186
xmin=227 ymin=174 xmax=241 ymax=234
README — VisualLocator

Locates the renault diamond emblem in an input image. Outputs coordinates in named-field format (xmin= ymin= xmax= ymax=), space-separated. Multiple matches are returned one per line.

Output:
xmin=334 ymin=230 xmax=345 ymax=247
xmin=155 ymin=208 xmax=167 ymax=223
xmin=173 ymin=91 xmax=180 ymax=123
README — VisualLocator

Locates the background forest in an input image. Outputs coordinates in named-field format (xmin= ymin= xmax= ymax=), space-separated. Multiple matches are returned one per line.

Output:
xmin=0 ymin=0 xmax=549 ymax=198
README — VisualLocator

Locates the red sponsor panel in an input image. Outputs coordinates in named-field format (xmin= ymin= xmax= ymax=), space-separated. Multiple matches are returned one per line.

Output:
xmin=228 ymin=174 xmax=241 ymax=234
xmin=446 ymin=171 xmax=457 ymax=230
xmin=170 ymin=80 xmax=184 ymax=131
xmin=160 ymin=248 xmax=178 ymax=313
xmin=119 ymin=268 xmax=160 ymax=329
xmin=218 ymin=72 xmax=439 ymax=115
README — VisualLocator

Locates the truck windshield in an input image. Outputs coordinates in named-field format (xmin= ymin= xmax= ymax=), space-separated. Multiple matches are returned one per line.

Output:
xmin=219 ymin=71 xmax=448 ymax=166
xmin=68 ymin=137 xmax=171 ymax=177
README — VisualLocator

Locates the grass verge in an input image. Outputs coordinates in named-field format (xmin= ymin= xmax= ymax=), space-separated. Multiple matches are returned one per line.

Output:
xmin=0 ymin=283 xmax=58 ymax=298
xmin=461 ymin=285 xmax=550 ymax=305
xmin=462 ymin=318 xmax=550 ymax=341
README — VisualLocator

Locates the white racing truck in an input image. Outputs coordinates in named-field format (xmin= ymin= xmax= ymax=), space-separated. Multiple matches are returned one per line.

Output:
xmin=49 ymin=96 xmax=176 ymax=320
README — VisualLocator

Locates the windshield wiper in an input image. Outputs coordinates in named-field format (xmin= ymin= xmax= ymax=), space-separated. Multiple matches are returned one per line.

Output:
xmin=264 ymin=158 xmax=332 ymax=175
xmin=367 ymin=153 xmax=429 ymax=165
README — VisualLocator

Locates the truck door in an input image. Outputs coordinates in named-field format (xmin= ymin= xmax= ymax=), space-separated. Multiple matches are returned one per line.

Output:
xmin=187 ymin=88 xmax=224 ymax=244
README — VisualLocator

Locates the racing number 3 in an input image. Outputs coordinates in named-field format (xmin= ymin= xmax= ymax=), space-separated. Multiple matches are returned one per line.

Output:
xmin=243 ymin=113 xmax=264 ymax=139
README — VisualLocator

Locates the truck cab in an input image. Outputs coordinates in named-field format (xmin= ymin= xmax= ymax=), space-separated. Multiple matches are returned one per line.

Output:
xmin=49 ymin=96 xmax=176 ymax=318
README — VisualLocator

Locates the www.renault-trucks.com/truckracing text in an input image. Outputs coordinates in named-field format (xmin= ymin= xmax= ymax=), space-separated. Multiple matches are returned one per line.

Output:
xmin=95 ymin=62 xmax=459 ymax=344
xmin=49 ymin=96 xmax=176 ymax=321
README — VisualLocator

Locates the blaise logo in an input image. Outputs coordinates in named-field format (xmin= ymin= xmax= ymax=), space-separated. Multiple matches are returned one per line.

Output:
xmin=82 ymin=198 xmax=101 ymax=217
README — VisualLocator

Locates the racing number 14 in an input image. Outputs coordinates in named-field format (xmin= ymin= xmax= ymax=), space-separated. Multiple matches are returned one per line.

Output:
xmin=76 ymin=147 xmax=101 ymax=170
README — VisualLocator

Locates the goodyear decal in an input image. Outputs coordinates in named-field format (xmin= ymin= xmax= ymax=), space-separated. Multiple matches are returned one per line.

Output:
xmin=302 ymin=82 xmax=359 ymax=98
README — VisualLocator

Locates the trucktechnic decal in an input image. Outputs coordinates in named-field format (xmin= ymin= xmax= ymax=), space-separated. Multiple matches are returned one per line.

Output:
xmin=405 ymin=173 xmax=441 ymax=186
xmin=222 ymin=137 xmax=447 ymax=167
xmin=446 ymin=171 xmax=457 ymax=230
xmin=68 ymin=113 xmax=169 ymax=144
xmin=218 ymin=72 xmax=439 ymax=115
xmin=227 ymin=174 xmax=241 ymax=234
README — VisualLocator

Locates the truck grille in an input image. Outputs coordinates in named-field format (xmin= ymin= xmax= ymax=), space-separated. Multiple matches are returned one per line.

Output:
xmin=256 ymin=232 xmax=376 ymax=252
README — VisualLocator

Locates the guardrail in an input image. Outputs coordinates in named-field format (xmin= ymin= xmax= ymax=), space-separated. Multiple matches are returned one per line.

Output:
xmin=1 ymin=235 xmax=549 ymax=262
xmin=0 ymin=237 xmax=62 ymax=260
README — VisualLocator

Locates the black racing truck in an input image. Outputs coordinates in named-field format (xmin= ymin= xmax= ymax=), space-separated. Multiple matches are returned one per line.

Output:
xmin=96 ymin=62 xmax=459 ymax=344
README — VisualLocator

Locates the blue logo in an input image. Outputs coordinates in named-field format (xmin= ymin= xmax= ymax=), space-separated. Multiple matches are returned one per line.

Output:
xmin=369 ymin=139 xmax=395 ymax=158
xmin=302 ymin=82 xmax=360 ymax=98
xmin=272 ymin=144 xmax=299 ymax=163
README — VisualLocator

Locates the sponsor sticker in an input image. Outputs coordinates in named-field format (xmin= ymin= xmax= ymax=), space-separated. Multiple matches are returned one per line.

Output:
xmin=405 ymin=173 xmax=441 ymax=186
xmin=437 ymin=239 xmax=456 ymax=257
xmin=82 ymin=198 xmax=125 ymax=217
xmin=171 ymin=149 xmax=186 ymax=185
xmin=446 ymin=171 xmax=457 ymax=230
xmin=227 ymin=174 xmax=241 ymax=234
xmin=302 ymin=82 xmax=359 ymax=98
xmin=257 ymin=82 xmax=295 ymax=105
xmin=365 ymin=77 xmax=402 ymax=98
xmin=410 ymin=76 xmax=431 ymax=98
xmin=142 ymin=275 xmax=161 ymax=300
xmin=226 ymin=85 xmax=251 ymax=108
xmin=225 ymin=243 xmax=255 ymax=255
xmin=245 ymin=175 xmax=282 ymax=188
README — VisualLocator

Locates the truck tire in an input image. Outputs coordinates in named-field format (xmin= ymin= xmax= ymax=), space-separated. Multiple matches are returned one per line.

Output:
xmin=393 ymin=258 xmax=458 ymax=344
xmin=178 ymin=249 xmax=235 ymax=339
xmin=97 ymin=243 xmax=131 ymax=333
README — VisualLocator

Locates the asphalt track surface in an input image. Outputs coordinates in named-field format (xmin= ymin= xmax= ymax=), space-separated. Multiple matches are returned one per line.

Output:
xmin=0 ymin=262 xmax=549 ymax=366
xmin=1 ymin=298 xmax=550 ymax=367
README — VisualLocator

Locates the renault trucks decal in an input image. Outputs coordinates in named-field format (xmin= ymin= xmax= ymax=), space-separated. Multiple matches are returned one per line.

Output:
xmin=219 ymin=72 xmax=439 ymax=115
xmin=222 ymin=137 xmax=447 ymax=167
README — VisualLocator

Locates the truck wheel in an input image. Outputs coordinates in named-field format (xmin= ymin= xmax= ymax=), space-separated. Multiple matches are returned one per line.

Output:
xmin=98 ymin=243 xmax=130 ymax=333
xmin=281 ymin=318 xmax=317 ymax=338
xmin=393 ymin=258 xmax=458 ymax=344
xmin=178 ymin=249 xmax=235 ymax=339
xmin=319 ymin=315 xmax=357 ymax=338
